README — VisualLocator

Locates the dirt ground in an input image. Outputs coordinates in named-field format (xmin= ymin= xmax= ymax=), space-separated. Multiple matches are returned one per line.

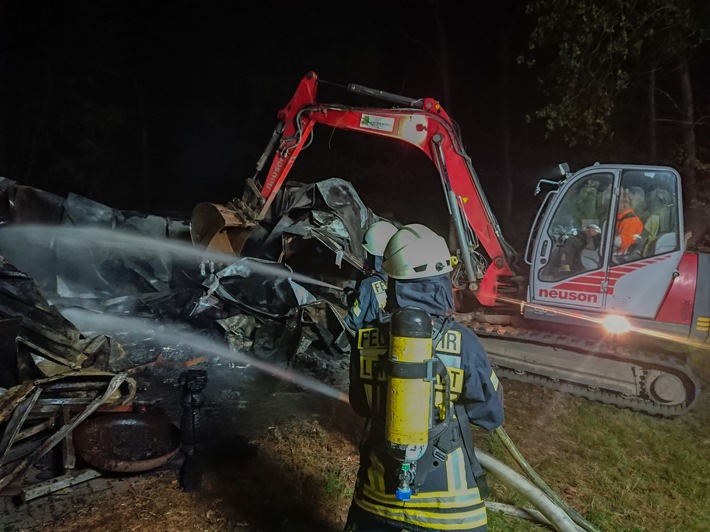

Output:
xmin=3 ymin=344 xmax=358 ymax=532
xmin=4 ymin=347 xmax=577 ymax=532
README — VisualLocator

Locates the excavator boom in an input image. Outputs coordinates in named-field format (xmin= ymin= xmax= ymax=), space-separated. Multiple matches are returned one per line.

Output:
xmin=202 ymin=71 xmax=515 ymax=306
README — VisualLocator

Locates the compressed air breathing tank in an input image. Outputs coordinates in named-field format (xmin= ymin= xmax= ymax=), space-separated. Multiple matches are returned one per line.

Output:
xmin=386 ymin=306 xmax=433 ymax=500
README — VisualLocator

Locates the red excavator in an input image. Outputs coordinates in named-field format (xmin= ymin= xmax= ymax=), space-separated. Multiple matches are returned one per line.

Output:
xmin=190 ymin=71 xmax=708 ymax=417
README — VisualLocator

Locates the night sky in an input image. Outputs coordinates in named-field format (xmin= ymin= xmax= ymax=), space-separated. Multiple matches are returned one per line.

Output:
xmin=1 ymin=1 xmax=708 ymax=242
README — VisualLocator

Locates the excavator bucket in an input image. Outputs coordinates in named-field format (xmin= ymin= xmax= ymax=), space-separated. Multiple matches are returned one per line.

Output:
xmin=189 ymin=202 xmax=255 ymax=256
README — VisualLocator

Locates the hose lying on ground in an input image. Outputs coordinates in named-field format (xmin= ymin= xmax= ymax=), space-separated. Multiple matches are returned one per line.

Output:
xmin=485 ymin=501 xmax=552 ymax=527
xmin=493 ymin=427 xmax=601 ymax=532
xmin=476 ymin=448 xmax=584 ymax=532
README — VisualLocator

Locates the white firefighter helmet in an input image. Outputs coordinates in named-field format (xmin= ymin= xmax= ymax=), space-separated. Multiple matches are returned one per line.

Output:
xmin=382 ymin=223 xmax=453 ymax=280
xmin=586 ymin=223 xmax=601 ymax=234
xmin=362 ymin=220 xmax=398 ymax=256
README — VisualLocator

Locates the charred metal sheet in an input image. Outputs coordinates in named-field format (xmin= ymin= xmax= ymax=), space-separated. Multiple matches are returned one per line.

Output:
xmin=0 ymin=257 xmax=131 ymax=380
xmin=233 ymin=178 xmax=391 ymax=312
xmin=241 ymin=177 xmax=375 ymax=268
xmin=0 ymin=260 xmax=86 ymax=349
xmin=57 ymin=193 xmax=188 ymax=297
xmin=192 ymin=259 xmax=316 ymax=319
xmin=0 ymin=177 xmax=191 ymax=311
xmin=0 ymin=177 xmax=65 ymax=225
xmin=315 ymin=178 xmax=369 ymax=231
xmin=299 ymin=300 xmax=350 ymax=355
xmin=310 ymin=227 xmax=365 ymax=271
xmin=63 ymin=192 xmax=115 ymax=226
xmin=252 ymin=317 xmax=302 ymax=365
xmin=217 ymin=314 xmax=256 ymax=352
xmin=0 ymin=178 xmax=65 ymax=296
xmin=248 ymin=299 xmax=349 ymax=368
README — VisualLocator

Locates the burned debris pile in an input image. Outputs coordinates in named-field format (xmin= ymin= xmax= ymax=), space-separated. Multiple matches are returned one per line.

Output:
xmin=0 ymin=176 xmax=376 ymax=506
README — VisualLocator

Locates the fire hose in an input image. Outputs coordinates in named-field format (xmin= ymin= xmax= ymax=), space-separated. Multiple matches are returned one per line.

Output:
xmin=477 ymin=427 xmax=601 ymax=532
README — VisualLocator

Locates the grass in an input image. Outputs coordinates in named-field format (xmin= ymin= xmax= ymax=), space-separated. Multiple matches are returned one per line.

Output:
xmin=38 ymin=348 xmax=710 ymax=532
xmin=253 ymin=347 xmax=710 ymax=532
xmin=484 ymin=348 xmax=710 ymax=532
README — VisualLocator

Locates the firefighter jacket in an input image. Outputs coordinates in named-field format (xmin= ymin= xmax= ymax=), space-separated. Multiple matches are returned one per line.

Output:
xmin=348 ymin=274 xmax=504 ymax=532
xmin=344 ymin=271 xmax=388 ymax=332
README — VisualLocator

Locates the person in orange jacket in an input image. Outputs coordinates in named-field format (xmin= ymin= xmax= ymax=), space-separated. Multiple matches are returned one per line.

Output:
xmin=614 ymin=190 xmax=644 ymax=255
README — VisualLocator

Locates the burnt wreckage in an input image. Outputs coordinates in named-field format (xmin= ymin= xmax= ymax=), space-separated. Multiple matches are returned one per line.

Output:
xmin=0 ymin=176 xmax=370 ymax=501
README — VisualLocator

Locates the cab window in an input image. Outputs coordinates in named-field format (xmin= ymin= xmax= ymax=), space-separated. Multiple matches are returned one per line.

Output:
xmin=539 ymin=173 xmax=612 ymax=282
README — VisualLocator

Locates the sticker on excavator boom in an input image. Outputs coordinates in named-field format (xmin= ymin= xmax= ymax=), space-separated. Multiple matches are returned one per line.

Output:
xmin=359 ymin=114 xmax=395 ymax=133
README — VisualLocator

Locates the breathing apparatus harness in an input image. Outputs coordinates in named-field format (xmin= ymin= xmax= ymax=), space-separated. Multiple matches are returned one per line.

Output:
xmin=380 ymin=307 xmax=488 ymax=501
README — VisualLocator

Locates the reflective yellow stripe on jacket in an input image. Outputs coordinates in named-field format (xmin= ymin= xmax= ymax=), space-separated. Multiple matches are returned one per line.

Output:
xmin=354 ymin=448 xmax=487 ymax=531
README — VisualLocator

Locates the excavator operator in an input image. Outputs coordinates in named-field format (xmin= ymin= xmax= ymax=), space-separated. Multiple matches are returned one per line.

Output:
xmin=345 ymin=223 xmax=505 ymax=532
xmin=614 ymin=189 xmax=643 ymax=255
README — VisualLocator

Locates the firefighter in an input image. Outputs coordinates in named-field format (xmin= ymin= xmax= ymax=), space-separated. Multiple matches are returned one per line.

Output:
xmin=559 ymin=223 xmax=602 ymax=272
xmin=345 ymin=224 xmax=505 ymax=532
xmin=344 ymin=220 xmax=398 ymax=333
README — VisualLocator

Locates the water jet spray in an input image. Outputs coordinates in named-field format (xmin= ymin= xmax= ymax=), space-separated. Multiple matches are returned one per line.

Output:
xmin=59 ymin=308 xmax=349 ymax=403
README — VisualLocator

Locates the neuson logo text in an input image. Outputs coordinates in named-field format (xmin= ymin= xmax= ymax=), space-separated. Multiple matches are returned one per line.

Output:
xmin=539 ymin=289 xmax=598 ymax=303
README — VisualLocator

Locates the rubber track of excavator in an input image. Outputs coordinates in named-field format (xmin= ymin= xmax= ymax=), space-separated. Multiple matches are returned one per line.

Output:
xmin=456 ymin=315 xmax=701 ymax=418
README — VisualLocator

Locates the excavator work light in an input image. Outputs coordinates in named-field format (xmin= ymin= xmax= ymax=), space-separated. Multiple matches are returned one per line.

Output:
xmin=601 ymin=315 xmax=631 ymax=334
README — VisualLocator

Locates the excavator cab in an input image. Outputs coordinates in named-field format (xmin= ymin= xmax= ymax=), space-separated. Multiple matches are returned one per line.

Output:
xmin=526 ymin=164 xmax=684 ymax=324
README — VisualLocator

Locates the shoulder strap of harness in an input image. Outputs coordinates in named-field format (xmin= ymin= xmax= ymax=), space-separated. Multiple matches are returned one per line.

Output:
xmin=432 ymin=315 xmax=453 ymax=343
xmin=454 ymin=402 xmax=490 ymax=499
